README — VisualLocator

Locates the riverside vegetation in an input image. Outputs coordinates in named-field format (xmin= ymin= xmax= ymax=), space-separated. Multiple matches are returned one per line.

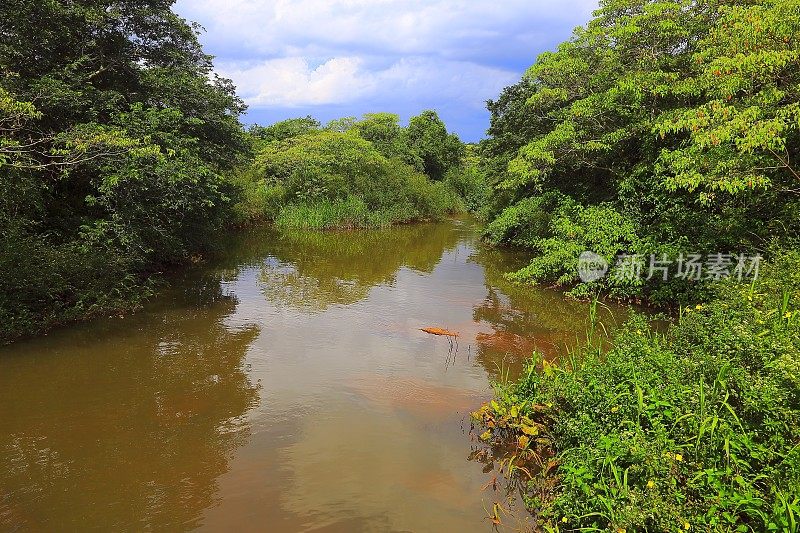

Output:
xmin=230 ymin=111 xmax=480 ymax=229
xmin=1 ymin=0 xmax=799 ymax=530
xmin=471 ymin=0 xmax=800 ymax=530
xmin=0 ymin=2 xmax=482 ymax=341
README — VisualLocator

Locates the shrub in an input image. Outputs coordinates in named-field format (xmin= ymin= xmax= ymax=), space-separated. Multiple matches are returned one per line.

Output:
xmin=485 ymin=194 xmax=645 ymax=299
xmin=483 ymin=192 xmax=565 ymax=248
xmin=251 ymin=129 xmax=463 ymax=228
xmin=474 ymin=250 xmax=800 ymax=531
xmin=443 ymin=162 xmax=490 ymax=213
xmin=0 ymin=223 xmax=150 ymax=341
xmin=228 ymin=167 xmax=285 ymax=224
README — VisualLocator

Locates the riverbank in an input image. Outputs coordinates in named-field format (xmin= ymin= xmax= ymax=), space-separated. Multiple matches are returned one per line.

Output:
xmin=472 ymin=248 xmax=800 ymax=531
xmin=0 ymin=2 xmax=479 ymax=344
xmin=1 ymin=110 xmax=480 ymax=343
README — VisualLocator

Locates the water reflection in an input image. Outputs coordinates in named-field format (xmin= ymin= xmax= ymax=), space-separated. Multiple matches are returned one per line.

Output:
xmin=256 ymin=222 xmax=464 ymax=311
xmin=468 ymin=245 xmax=627 ymax=380
xmin=0 ymin=281 xmax=259 ymax=531
xmin=0 ymin=218 xmax=627 ymax=532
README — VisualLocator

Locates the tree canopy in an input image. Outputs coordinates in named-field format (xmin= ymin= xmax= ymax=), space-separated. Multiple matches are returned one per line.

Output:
xmin=0 ymin=0 xmax=248 ymax=339
xmin=481 ymin=0 xmax=800 ymax=303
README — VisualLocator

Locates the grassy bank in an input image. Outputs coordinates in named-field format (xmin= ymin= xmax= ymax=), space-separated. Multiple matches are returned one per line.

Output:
xmin=472 ymin=249 xmax=800 ymax=531
xmin=231 ymin=113 xmax=479 ymax=230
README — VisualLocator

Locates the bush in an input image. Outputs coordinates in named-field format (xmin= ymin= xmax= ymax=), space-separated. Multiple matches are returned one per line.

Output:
xmin=228 ymin=167 xmax=285 ymax=224
xmin=483 ymin=192 xmax=564 ymax=248
xmin=485 ymin=194 xmax=645 ymax=299
xmin=249 ymin=129 xmax=463 ymax=228
xmin=0 ymin=223 xmax=150 ymax=341
xmin=443 ymin=162 xmax=489 ymax=213
xmin=473 ymin=250 xmax=800 ymax=531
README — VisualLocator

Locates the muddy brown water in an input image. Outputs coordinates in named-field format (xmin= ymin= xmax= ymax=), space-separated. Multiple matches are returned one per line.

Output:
xmin=0 ymin=218 xmax=627 ymax=532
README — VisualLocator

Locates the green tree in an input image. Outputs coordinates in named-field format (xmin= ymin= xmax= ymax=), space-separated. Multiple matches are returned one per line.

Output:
xmin=481 ymin=0 xmax=800 ymax=302
xmin=255 ymin=129 xmax=458 ymax=222
xmin=324 ymin=116 xmax=358 ymax=133
xmin=406 ymin=110 xmax=465 ymax=181
xmin=248 ymin=116 xmax=320 ymax=143
xmin=0 ymin=0 xmax=247 ymax=340
xmin=352 ymin=112 xmax=421 ymax=168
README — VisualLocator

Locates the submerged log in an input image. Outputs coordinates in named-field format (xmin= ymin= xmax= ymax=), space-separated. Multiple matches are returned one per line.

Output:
xmin=420 ymin=327 xmax=460 ymax=337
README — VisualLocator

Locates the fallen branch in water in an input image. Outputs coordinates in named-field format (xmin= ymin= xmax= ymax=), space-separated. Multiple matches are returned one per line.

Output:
xmin=420 ymin=327 xmax=459 ymax=337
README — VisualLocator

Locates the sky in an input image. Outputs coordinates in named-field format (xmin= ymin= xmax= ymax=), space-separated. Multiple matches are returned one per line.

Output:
xmin=173 ymin=0 xmax=598 ymax=142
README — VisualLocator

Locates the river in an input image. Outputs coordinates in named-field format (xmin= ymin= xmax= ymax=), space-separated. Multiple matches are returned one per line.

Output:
xmin=0 ymin=218 xmax=624 ymax=531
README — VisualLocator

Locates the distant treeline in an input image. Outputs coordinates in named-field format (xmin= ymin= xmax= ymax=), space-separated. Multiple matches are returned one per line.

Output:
xmin=229 ymin=111 xmax=486 ymax=230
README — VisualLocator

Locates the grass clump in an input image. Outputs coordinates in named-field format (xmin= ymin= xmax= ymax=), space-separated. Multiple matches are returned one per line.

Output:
xmin=473 ymin=249 xmax=800 ymax=532
xmin=275 ymin=197 xmax=419 ymax=230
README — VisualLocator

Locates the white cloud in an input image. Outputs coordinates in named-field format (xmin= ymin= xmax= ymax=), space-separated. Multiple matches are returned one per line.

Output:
xmin=219 ymin=57 xmax=371 ymax=106
xmin=218 ymin=56 xmax=518 ymax=108
xmin=178 ymin=0 xmax=597 ymax=61
xmin=173 ymin=0 xmax=599 ymax=137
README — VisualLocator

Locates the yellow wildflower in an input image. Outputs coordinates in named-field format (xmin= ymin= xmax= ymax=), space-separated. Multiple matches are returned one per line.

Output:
xmin=785 ymin=312 xmax=793 ymax=319
xmin=562 ymin=516 xmax=568 ymax=523
xmin=611 ymin=406 xmax=619 ymax=413
xmin=684 ymin=521 xmax=690 ymax=530
xmin=675 ymin=453 xmax=684 ymax=462
xmin=695 ymin=304 xmax=703 ymax=310
xmin=647 ymin=480 xmax=655 ymax=489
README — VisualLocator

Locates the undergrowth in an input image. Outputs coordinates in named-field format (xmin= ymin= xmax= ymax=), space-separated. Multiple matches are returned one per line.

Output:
xmin=473 ymin=249 xmax=800 ymax=532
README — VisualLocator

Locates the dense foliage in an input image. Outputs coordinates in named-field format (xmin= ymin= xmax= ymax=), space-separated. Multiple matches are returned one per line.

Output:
xmin=0 ymin=0 xmax=248 ymax=340
xmin=232 ymin=111 xmax=476 ymax=229
xmin=1 ymin=1 xmax=798 ymax=530
xmin=0 ymin=1 xmax=481 ymax=340
xmin=480 ymin=0 xmax=800 ymax=305
xmin=474 ymin=249 xmax=800 ymax=531
xmin=475 ymin=1 xmax=800 ymax=529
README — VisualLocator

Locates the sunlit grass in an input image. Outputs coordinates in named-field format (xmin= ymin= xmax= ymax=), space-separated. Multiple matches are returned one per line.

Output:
xmin=472 ymin=250 xmax=800 ymax=531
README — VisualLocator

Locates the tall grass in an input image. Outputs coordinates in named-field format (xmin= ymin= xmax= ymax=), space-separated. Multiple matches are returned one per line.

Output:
xmin=274 ymin=197 xmax=420 ymax=230
xmin=473 ymin=249 xmax=800 ymax=531
xmin=273 ymin=180 xmax=464 ymax=230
